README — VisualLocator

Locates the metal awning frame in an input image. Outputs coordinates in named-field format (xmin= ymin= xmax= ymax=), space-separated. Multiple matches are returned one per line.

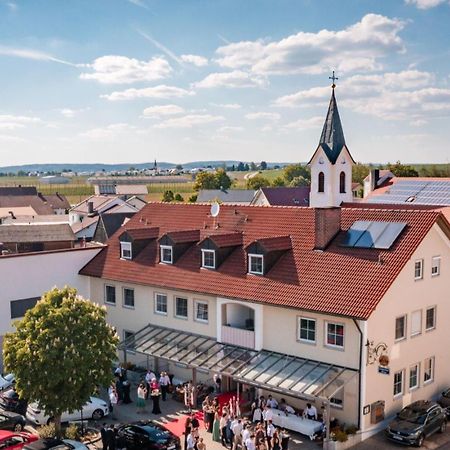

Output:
xmin=119 ymin=323 xmax=358 ymax=403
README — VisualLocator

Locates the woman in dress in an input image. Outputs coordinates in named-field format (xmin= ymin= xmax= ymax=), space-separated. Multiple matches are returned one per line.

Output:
xmin=212 ymin=410 xmax=221 ymax=442
xmin=136 ymin=382 xmax=147 ymax=413
xmin=272 ymin=430 xmax=281 ymax=450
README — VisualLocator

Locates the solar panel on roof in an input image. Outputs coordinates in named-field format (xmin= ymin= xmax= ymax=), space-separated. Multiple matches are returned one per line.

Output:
xmin=341 ymin=221 xmax=407 ymax=250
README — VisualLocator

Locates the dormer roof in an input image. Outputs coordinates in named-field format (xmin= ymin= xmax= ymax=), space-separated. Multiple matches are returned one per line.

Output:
xmin=159 ymin=229 xmax=200 ymax=245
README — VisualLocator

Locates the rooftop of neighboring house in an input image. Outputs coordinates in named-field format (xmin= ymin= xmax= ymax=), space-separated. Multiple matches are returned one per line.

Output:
xmin=80 ymin=202 xmax=450 ymax=320
xmin=256 ymin=186 xmax=310 ymax=206
xmin=0 ymin=223 xmax=75 ymax=243
xmin=196 ymin=189 xmax=256 ymax=204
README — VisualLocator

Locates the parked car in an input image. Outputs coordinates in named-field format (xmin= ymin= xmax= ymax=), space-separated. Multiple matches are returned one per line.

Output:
xmin=0 ymin=374 xmax=15 ymax=392
xmin=26 ymin=396 xmax=109 ymax=426
xmin=0 ymin=430 xmax=38 ymax=450
xmin=23 ymin=438 xmax=88 ymax=450
xmin=0 ymin=388 xmax=27 ymax=415
xmin=438 ymin=388 xmax=450 ymax=417
xmin=116 ymin=421 xmax=181 ymax=450
xmin=385 ymin=400 xmax=447 ymax=447
xmin=0 ymin=410 xmax=26 ymax=432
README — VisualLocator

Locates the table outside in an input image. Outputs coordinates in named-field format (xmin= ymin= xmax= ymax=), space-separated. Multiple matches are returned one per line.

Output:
xmin=271 ymin=409 xmax=322 ymax=436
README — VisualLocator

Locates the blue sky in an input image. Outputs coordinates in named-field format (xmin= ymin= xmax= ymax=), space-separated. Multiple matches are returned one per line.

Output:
xmin=0 ymin=0 xmax=449 ymax=166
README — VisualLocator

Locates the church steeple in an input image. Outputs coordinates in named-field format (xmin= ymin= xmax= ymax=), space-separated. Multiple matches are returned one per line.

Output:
xmin=308 ymin=72 xmax=355 ymax=208
xmin=318 ymin=75 xmax=346 ymax=164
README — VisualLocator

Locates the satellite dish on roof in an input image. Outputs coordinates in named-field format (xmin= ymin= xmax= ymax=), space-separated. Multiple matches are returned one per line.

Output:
xmin=210 ymin=202 xmax=220 ymax=218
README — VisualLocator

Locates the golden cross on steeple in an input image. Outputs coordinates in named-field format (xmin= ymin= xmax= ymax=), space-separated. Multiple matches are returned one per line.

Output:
xmin=329 ymin=70 xmax=338 ymax=89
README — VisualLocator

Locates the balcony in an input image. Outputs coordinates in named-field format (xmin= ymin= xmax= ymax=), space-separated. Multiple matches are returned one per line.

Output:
xmin=221 ymin=325 xmax=255 ymax=349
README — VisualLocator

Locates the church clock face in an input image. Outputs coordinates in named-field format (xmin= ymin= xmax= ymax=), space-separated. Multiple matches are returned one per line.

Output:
xmin=319 ymin=157 xmax=325 ymax=164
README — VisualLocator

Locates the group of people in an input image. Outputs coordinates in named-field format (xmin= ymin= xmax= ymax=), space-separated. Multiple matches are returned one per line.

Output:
xmin=200 ymin=395 xmax=289 ymax=450
xmin=136 ymin=368 xmax=173 ymax=414
xmin=99 ymin=423 xmax=124 ymax=450
xmin=184 ymin=412 xmax=207 ymax=450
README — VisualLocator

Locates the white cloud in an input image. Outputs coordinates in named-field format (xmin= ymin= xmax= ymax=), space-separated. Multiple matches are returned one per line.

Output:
xmin=102 ymin=85 xmax=195 ymax=101
xmin=217 ymin=126 xmax=244 ymax=132
xmin=127 ymin=0 xmax=149 ymax=9
xmin=0 ymin=134 xmax=27 ymax=143
xmin=154 ymin=114 xmax=224 ymax=129
xmin=193 ymin=70 xmax=267 ymax=88
xmin=59 ymin=108 xmax=89 ymax=118
xmin=142 ymin=104 xmax=185 ymax=118
xmin=274 ymin=86 xmax=329 ymax=108
xmin=6 ymin=2 xmax=18 ymax=12
xmin=284 ymin=116 xmax=324 ymax=129
xmin=80 ymin=123 xmax=137 ymax=140
xmin=245 ymin=112 xmax=280 ymax=121
xmin=210 ymin=103 xmax=242 ymax=109
xmin=137 ymin=29 xmax=183 ymax=66
xmin=405 ymin=0 xmax=449 ymax=8
xmin=215 ymin=14 xmax=405 ymax=75
xmin=0 ymin=45 xmax=79 ymax=67
xmin=180 ymin=54 xmax=208 ymax=67
xmin=0 ymin=115 xmax=43 ymax=130
xmin=80 ymin=55 xmax=172 ymax=84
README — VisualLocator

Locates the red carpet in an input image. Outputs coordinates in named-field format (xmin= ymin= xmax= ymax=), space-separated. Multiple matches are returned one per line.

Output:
xmin=162 ymin=412 xmax=204 ymax=438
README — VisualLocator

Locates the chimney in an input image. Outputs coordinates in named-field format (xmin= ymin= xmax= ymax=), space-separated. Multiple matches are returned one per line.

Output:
xmin=314 ymin=207 xmax=341 ymax=250
xmin=87 ymin=201 xmax=94 ymax=215
xmin=369 ymin=169 xmax=380 ymax=192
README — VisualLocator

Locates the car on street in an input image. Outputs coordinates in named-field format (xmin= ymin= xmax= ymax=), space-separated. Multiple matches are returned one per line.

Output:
xmin=0 ymin=410 xmax=26 ymax=432
xmin=385 ymin=400 xmax=447 ymax=447
xmin=438 ymin=388 xmax=450 ymax=417
xmin=26 ymin=396 xmax=109 ymax=425
xmin=116 ymin=420 xmax=181 ymax=450
xmin=0 ymin=388 xmax=27 ymax=415
xmin=23 ymin=438 xmax=89 ymax=450
xmin=0 ymin=374 xmax=15 ymax=392
xmin=0 ymin=430 xmax=38 ymax=449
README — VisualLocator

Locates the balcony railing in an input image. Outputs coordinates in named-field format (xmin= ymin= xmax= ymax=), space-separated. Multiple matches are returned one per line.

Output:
xmin=221 ymin=325 xmax=255 ymax=349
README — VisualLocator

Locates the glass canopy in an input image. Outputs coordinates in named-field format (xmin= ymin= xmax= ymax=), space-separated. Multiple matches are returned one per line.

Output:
xmin=119 ymin=323 xmax=358 ymax=401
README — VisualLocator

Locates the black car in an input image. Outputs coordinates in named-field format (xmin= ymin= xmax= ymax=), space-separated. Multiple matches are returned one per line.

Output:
xmin=0 ymin=388 xmax=27 ymax=415
xmin=438 ymin=388 xmax=450 ymax=417
xmin=386 ymin=400 xmax=447 ymax=447
xmin=0 ymin=410 xmax=26 ymax=432
xmin=116 ymin=421 xmax=180 ymax=450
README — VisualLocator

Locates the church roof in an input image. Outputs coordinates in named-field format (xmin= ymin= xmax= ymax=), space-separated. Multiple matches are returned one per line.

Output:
xmin=318 ymin=88 xmax=346 ymax=164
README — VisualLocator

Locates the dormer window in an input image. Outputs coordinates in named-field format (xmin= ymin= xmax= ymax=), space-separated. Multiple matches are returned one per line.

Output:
xmin=248 ymin=254 xmax=264 ymax=275
xmin=120 ymin=242 xmax=132 ymax=260
xmin=201 ymin=249 xmax=216 ymax=269
xmin=160 ymin=245 xmax=173 ymax=264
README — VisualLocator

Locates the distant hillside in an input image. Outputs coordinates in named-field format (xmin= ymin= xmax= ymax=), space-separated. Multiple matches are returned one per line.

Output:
xmin=0 ymin=161 xmax=291 ymax=174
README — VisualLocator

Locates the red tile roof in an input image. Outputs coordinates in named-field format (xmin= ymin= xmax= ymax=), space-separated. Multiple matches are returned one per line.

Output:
xmin=161 ymin=229 xmax=200 ymax=244
xmin=260 ymin=187 xmax=310 ymax=206
xmin=249 ymin=236 xmax=292 ymax=252
xmin=80 ymin=203 xmax=447 ymax=320
xmin=200 ymin=232 xmax=243 ymax=248
xmin=122 ymin=227 xmax=159 ymax=241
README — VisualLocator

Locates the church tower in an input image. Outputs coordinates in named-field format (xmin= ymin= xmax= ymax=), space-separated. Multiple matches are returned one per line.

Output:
xmin=308 ymin=73 xmax=355 ymax=208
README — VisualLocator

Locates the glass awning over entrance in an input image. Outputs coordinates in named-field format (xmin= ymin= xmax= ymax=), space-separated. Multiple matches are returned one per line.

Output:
xmin=119 ymin=323 xmax=358 ymax=401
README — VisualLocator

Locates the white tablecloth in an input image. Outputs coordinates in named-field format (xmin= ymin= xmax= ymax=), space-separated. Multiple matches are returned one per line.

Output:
xmin=270 ymin=409 xmax=322 ymax=436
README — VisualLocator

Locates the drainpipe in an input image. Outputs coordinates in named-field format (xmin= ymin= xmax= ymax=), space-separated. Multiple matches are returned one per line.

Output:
xmin=352 ymin=319 xmax=365 ymax=433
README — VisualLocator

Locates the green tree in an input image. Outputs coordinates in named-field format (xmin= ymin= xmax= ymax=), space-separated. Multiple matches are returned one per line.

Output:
xmin=193 ymin=169 xmax=232 ymax=191
xmin=352 ymin=163 xmax=372 ymax=185
xmin=250 ymin=162 xmax=257 ymax=171
xmin=260 ymin=161 xmax=268 ymax=170
xmin=188 ymin=194 xmax=198 ymax=203
xmin=386 ymin=161 xmax=419 ymax=177
xmin=4 ymin=287 xmax=118 ymax=436
xmin=175 ymin=164 xmax=183 ymax=171
xmin=162 ymin=190 xmax=175 ymax=202
xmin=271 ymin=176 xmax=286 ymax=187
xmin=246 ymin=175 xmax=271 ymax=190
xmin=174 ymin=193 xmax=184 ymax=202
xmin=289 ymin=176 xmax=309 ymax=187
xmin=283 ymin=164 xmax=311 ymax=183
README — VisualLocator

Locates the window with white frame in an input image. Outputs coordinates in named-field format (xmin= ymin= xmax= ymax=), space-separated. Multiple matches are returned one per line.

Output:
xmin=123 ymin=288 xmax=135 ymax=308
xmin=154 ymin=293 xmax=168 ymax=315
xmin=160 ymin=245 xmax=173 ymax=264
xmin=195 ymin=300 xmax=208 ymax=323
xmin=395 ymin=315 xmax=406 ymax=341
xmin=104 ymin=285 xmax=116 ymax=305
xmin=424 ymin=357 xmax=434 ymax=384
xmin=201 ymin=249 xmax=216 ymax=269
xmin=426 ymin=306 xmax=436 ymax=331
xmin=175 ymin=296 xmax=188 ymax=319
xmin=414 ymin=259 xmax=423 ymax=280
xmin=299 ymin=318 xmax=316 ymax=343
xmin=393 ymin=370 xmax=404 ymax=397
xmin=431 ymin=256 xmax=441 ymax=277
xmin=411 ymin=310 xmax=422 ymax=337
xmin=248 ymin=254 xmax=264 ymax=275
xmin=326 ymin=322 xmax=344 ymax=348
xmin=120 ymin=242 xmax=132 ymax=260
xmin=409 ymin=364 xmax=419 ymax=390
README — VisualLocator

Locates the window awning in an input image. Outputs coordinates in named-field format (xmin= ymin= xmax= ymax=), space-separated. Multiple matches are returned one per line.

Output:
xmin=119 ymin=323 xmax=358 ymax=402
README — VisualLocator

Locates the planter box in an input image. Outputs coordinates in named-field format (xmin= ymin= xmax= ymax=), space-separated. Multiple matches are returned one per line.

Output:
xmin=324 ymin=434 xmax=360 ymax=450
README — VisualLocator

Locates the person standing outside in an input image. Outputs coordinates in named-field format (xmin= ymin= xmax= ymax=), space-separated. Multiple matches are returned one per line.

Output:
xmin=145 ymin=369 xmax=156 ymax=399
xmin=266 ymin=420 xmax=275 ymax=450
xmin=303 ymin=403 xmax=318 ymax=421
xmin=159 ymin=371 xmax=171 ymax=401
xmin=100 ymin=423 xmax=108 ymax=450
xmin=108 ymin=385 xmax=118 ymax=420
xmin=136 ymin=382 xmax=147 ymax=414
